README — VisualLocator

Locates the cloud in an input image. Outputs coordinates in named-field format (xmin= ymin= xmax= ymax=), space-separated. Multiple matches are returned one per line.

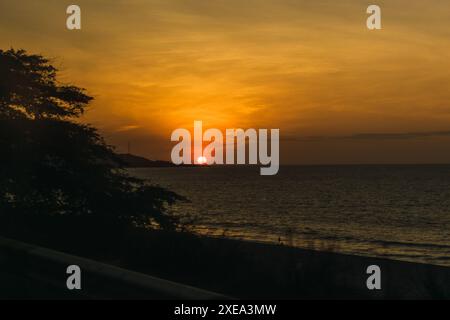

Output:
xmin=287 ymin=131 xmax=450 ymax=142
xmin=115 ymin=125 xmax=141 ymax=132
xmin=3 ymin=0 xmax=450 ymax=164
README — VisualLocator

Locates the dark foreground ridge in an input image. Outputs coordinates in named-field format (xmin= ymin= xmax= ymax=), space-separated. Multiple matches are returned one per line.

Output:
xmin=1 ymin=228 xmax=450 ymax=299
xmin=0 ymin=236 xmax=231 ymax=300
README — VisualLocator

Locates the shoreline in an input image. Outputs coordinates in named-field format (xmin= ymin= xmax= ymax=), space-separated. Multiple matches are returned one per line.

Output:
xmin=171 ymin=232 xmax=450 ymax=299
xmin=2 ymin=225 xmax=450 ymax=299
xmin=186 ymin=228 xmax=450 ymax=268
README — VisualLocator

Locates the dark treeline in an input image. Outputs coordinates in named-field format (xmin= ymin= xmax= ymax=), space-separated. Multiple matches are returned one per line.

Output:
xmin=0 ymin=48 xmax=183 ymax=235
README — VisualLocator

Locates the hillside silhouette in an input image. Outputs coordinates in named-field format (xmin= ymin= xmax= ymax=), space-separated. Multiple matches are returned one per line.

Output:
xmin=117 ymin=153 xmax=183 ymax=168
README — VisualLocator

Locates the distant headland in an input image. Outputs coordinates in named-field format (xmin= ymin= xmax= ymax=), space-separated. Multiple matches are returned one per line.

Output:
xmin=117 ymin=153 xmax=194 ymax=168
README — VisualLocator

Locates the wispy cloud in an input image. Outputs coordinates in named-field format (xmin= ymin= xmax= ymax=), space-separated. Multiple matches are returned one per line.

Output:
xmin=288 ymin=131 xmax=450 ymax=142
xmin=2 ymin=0 xmax=450 ymax=163
xmin=115 ymin=125 xmax=141 ymax=132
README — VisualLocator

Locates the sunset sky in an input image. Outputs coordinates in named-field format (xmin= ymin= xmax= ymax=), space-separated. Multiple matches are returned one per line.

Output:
xmin=1 ymin=0 xmax=450 ymax=164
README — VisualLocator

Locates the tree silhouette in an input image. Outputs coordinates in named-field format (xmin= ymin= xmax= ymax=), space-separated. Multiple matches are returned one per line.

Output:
xmin=0 ymin=49 xmax=182 ymax=231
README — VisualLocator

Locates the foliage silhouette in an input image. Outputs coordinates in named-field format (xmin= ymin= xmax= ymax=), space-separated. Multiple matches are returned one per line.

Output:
xmin=0 ymin=48 xmax=182 ymax=231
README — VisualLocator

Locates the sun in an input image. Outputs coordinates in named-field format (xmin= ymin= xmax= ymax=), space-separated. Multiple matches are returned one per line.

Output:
xmin=197 ymin=156 xmax=208 ymax=165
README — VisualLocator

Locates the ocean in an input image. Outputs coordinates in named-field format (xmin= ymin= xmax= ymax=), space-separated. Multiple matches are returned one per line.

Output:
xmin=130 ymin=165 xmax=450 ymax=266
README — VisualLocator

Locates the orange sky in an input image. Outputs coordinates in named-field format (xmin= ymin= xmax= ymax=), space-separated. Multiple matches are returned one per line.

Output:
xmin=1 ymin=0 xmax=450 ymax=164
